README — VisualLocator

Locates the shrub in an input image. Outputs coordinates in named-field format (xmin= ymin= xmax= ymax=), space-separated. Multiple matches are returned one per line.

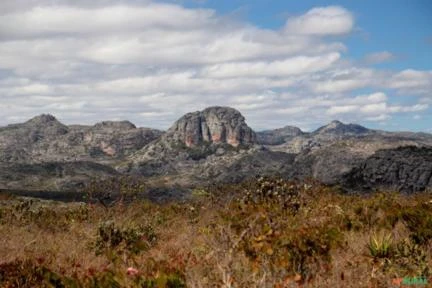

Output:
xmin=0 ymin=259 xmax=66 ymax=288
xmin=276 ymin=226 xmax=343 ymax=278
xmin=240 ymin=176 xmax=302 ymax=214
xmin=93 ymin=221 xmax=157 ymax=257
xmin=392 ymin=239 xmax=430 ymax=276
xmin=83 ymin=176 xmax=147 ymax=207
xmin=399 ymin=205 xmax=432 ymax=245
xmin=0 ymin=199 xmax=89 ymax=231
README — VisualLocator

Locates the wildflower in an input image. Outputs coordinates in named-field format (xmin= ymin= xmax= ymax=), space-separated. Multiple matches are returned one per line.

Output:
xmin=127 ymin=267 xmax=139 ymax=276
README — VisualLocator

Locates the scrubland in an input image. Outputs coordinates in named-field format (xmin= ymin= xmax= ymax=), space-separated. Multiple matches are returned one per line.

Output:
xmin=1 ymin=177 xmax=431 ymax=287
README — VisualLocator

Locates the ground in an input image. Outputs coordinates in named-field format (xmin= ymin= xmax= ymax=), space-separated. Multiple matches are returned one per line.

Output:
xmin=0 ymin=178 xmax=432 ymax=287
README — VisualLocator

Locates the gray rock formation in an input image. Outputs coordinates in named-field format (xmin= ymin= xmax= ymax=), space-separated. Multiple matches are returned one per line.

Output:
xmin=124 ymin=107 xmax=260 ymax=185
xmin=341 ymin=146 xmax=432 ymax=193
xmin=0 ymin=115 xmax=163 ymax=191
xmin=257 ymin=126 xmax=304 ymax=145
xmin=312 ymin=120 xmax=371 ymax=138
xmin=1 ymin=109 xmax=432 ymax=195
xmin=0 ymin=114 xmax=163 ymax=163
xmin=168 ymin=106 xmax=256 ymax=147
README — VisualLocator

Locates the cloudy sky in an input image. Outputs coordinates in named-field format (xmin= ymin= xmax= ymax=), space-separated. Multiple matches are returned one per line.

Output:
xmin=0 ymin=0 xmax=431 ymax=131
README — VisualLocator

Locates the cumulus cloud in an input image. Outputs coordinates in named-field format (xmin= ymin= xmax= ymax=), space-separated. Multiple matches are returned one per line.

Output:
xmin=284 ymin=6 xmax=354 ymax=36
xmin=326 ymin=92 xmax=428 ymax=122
xmin=0 ymin=1 xmax=429 ymax=131
xmin=387 ymin=69 xmax=432 ymax=94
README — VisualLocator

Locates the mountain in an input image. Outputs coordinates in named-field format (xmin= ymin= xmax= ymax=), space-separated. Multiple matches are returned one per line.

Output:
xmin=0 ymin=108 xmax=432 ymax=194
xmin=312 ymin=120 xmax=371 ymax=137
xmin=124 ymin=106 xmax=260 ymax=182
xmin=256 ymin=126 xmax=304 ymax=145
xmin=0 ymin=115 xmax=163 ymax=190
xmin=273 ymin=120 xmax=432 ymax=185
xmin=167 ymin=106 xmax=256 ymax=147
xmin=0 ymin=115 xmax=163 ymax=163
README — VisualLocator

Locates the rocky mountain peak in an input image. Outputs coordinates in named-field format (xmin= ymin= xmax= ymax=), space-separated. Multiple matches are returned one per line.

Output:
xmin=23 ymin=114 xmax=69 ymax=138
xmin=328 ymin=120 xmax=343 ymax=127
xmin=167 ymin=106 xmax=256 ymax=147
xmin=314 ymin=120 xmax=370 ymax=136
xmin=277 ymin=126 xmax=304 ymax=135
xmin=26 ymin=114 xmax=60 ymax=125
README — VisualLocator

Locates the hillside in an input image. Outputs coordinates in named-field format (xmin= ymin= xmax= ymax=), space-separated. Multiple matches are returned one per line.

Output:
xmin=0 ymin=107 xmax=431 ymax=193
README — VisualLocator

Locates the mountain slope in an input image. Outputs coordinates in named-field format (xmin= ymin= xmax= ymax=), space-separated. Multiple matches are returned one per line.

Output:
xmin=256 ymin=126 xmax=304 ymax=145
xmin=1 ymin=109 xmax=432 ymax=194
xmin=342 ymin=146 xmax=432 ymax=193
xmin=0 ymin=115 xmax=163 ymax=163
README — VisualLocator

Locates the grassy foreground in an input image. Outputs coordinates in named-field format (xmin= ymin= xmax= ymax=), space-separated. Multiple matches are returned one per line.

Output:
xmin=1 ymin=177 xmax=432 ymax=288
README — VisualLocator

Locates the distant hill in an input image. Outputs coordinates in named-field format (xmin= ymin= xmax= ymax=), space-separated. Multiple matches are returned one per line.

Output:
xmin=1 ymin=107 xmax=431 ymax=193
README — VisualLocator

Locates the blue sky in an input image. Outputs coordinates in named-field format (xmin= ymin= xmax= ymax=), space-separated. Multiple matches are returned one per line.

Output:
xmin=186 ymin=0 xmax=432 ymax=131
xmin=185 ymin=0 xmax=432 ymax=70
xmin=0 ymin=0 xmax=430 ymax=132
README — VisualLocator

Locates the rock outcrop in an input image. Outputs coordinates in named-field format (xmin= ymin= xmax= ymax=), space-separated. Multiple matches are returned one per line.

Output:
xmin=342 ymin=146 xmax=432 ymax=193
xmin=257 ymin=126 xmax=304 ymax=145
xmin=312 ymin=120 xmax=371 ymax=138
xmin=167 ymin=106 xmax=256 ymax=147
xmin=0 ymin=115 xmax=163 ymax=163
xmin=1 ymin=109 xmax=432 ymax=194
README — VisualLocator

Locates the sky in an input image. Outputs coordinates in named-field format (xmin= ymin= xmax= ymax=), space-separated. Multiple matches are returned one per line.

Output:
xmin=0 ymin=0 xmax=431 ymax=132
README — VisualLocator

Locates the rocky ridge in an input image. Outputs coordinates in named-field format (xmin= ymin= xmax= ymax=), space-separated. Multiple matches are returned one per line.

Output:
xmin=0 ymin=107 xmax=431 ymax=193
xmin=256 ymin=126 xmax=304 ymax=145
xmin=0 ymin=115 xmax=163 ymax=163
xmin=342 ymin=146 xmax=432 ymax=193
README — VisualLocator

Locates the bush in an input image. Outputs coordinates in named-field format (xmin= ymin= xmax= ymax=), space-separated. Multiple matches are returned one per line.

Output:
xmin=392 ymin=239 xmax=430 ymax=276
xmin=0 ymin=259 xmax=66 ymax=288
xmin=240 ymin=176 xmax=302 ymax=214
xmin=276 ymin=226 xmax=343 ymax=278
xmin=83 ymin=176 xmax=146 ymax=207
xmin=399 ymin=205 xmax=432 ymax=245
xmin=93 ymin=221 xmax=157 ymax=256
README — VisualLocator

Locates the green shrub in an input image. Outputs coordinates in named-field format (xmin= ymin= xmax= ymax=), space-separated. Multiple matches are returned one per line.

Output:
xmin=140 ymin=273 xmax=186 ymax=288
xmin=93 ymin=221 xmax=157 ymax=256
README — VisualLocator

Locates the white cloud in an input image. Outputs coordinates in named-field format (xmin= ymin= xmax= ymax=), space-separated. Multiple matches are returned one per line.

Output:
xmin=0 ymin=2 xmax=429 ymax=130
xmin=325 ymin=92 xmax=428 ymax=121
xmin=284 ymin=6 xmax=354 ymax=36
xmin=201 ymin=53 xmax=340 ymax=78
xmin=327 ymin=105 xmax=357 ymax=115
xmin=387 ymin=69 xmax=432 ymax=94
xmin=0 ymin=4 xmax=215 ymax=38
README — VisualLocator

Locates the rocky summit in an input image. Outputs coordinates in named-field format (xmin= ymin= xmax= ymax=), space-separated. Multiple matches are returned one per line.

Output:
xmin=167 ymin=106 xmax=256 ymax=147
xmin=0 ymin=106 xmax=431 ymax=194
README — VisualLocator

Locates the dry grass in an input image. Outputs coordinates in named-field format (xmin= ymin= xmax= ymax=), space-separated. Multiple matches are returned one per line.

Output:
xmin=1 ymin=178 xmax=432 ymax=287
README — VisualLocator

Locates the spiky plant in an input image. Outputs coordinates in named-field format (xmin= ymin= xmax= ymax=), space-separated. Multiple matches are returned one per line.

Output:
xmin=368 ymin=232 xmax=393 ymax=258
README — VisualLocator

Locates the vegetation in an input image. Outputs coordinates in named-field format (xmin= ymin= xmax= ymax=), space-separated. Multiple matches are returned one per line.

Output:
xmin=1 ymin=177 xmax=432 ymax=287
